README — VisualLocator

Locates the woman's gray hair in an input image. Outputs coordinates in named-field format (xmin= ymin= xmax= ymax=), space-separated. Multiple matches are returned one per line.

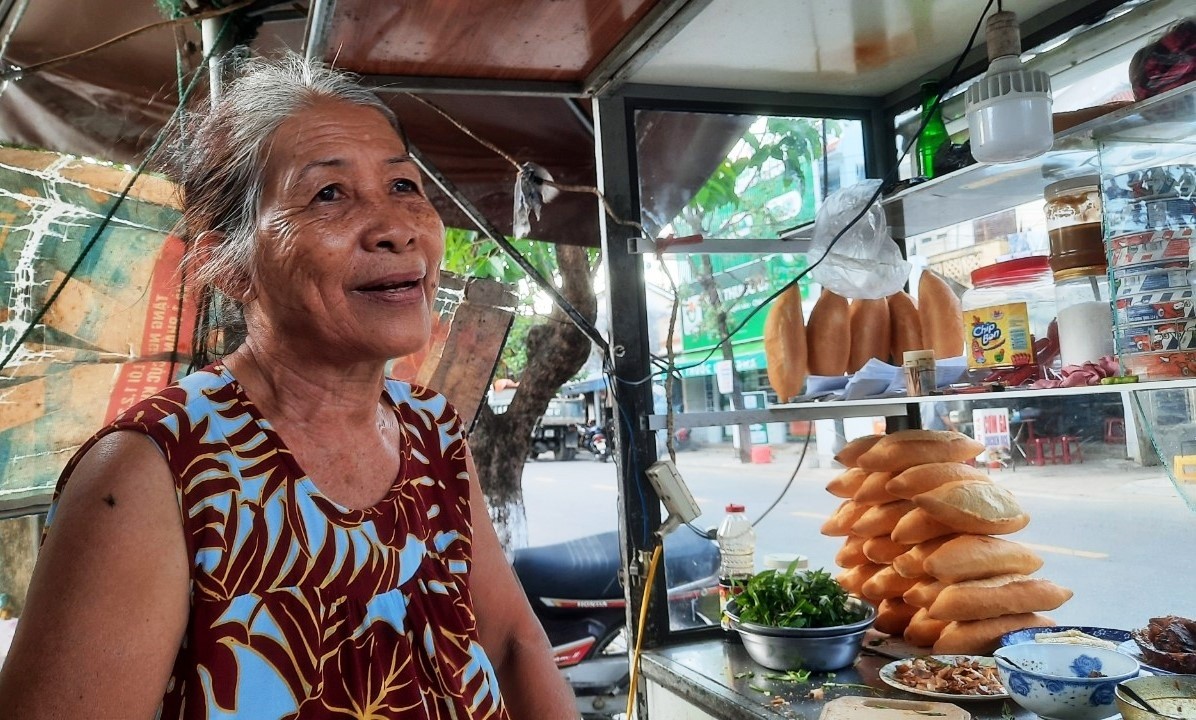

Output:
xmin=162 ymin=53 xmax=402 ymax=362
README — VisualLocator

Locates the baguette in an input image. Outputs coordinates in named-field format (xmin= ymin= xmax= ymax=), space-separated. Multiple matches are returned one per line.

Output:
xmin=857 ymin=430 xmax=985 ymax=473
xmin=933 ymin=613 xmax=1057 ymax=655
xmin=890 ymin=508 xmax=957 ymax=545
xmin=862 ymin=565 xmax=920 ymax=602
xmin=820 ymin=500 xmax=870 ymax=537
xmin=834 ymin=434 xmax=883 ymax=468
xmin=888 ymin=291 xmax=923 ymax=364
xmin=826 ymin=467 xmax=868 ymax=498
xmin=887 ymin=462 xmax=992 ymax=500
xmin=863 ymin=535 xmax=911 ymax=564
xmin=928 ymin=574 xmax=1074 ymax=622
xmin=892 ymin=535 xmax=960 ymax=578
xmin=922 ymin=535 xmax=1044 ymax=583
xmin=852 ymin=500 xmax=916 ymax=538
xmin=903 ymin=579 xmax=948 ymax=609
xmin=919 ymin=269 xmax=965 ymax=360
xmin=914 ymin=481 xmax=1030 ymax=535
xmin=806 ymin=289 xmax=850 ymax=376
xmin=835 ymin=535 xmax=869 ymax=569
xmin=763 ymin=284 xmax=808 ymax=402
xmin=853 ymin=471 xmax=898 ymax=505
xmin=905 ymin=607 xmax=950 ymax=647
xmin=847 ymin=298 xmax=891 ymax=374
xmin=837 ymin=563 xmax=884 ymax=596
xmin=875 ymin=597 xmax=919 ymax=636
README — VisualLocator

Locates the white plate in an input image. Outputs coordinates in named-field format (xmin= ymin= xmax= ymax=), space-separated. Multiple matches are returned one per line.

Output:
xmin=878 ymin=655 xmax=1010 ymax=702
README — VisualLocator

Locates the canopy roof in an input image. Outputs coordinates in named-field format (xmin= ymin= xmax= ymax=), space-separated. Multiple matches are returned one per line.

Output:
xmin=0 ymin=0 xmax=1133 ymax=246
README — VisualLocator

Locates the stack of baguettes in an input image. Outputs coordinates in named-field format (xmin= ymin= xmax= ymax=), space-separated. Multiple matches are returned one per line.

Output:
xmin=822 ymin=429 xmax=1072 ymax=654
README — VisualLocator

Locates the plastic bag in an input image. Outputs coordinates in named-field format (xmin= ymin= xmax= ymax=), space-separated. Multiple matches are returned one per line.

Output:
xmin=1130 ymin=17 xmax=1196 ymax=101
xmin=809 ymin=180 xmax=911 ymax=299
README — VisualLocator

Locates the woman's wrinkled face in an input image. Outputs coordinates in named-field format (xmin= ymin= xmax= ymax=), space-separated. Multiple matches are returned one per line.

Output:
xmin=247 ymin=99 xmax=445 ymax=364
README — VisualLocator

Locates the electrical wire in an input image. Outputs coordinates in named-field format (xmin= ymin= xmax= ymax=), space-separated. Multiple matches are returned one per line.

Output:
xmin=752 ymin=427 xmax=813 ymax=528
xmin=0 ymin=22 xmax=232 ymax=376
xmin=624 ymin=541 xmax=663 ymax=720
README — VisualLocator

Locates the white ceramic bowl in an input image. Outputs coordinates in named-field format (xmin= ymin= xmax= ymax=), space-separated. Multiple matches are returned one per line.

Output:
xmin=994 ymin=643 xmax=1141 ymax=720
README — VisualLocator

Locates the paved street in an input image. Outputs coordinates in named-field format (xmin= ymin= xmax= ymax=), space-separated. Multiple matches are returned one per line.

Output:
xmin=520 ymin=443 xmax=1196 ymax=631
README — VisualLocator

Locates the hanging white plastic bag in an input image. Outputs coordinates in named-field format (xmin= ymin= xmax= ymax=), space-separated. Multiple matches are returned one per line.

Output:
xmin=809 ymin=179 xmax=910 ymax=299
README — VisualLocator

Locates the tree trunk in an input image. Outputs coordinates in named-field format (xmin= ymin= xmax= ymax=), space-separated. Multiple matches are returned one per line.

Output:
xmin=698 ymin=256 xmax=753 ymax=464
xmin=468 ymin=245 xmax=597 ymax=550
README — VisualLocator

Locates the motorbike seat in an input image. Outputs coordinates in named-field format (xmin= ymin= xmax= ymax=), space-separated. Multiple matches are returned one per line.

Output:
xmin=512 ymin=528 xmax=719 ymax=603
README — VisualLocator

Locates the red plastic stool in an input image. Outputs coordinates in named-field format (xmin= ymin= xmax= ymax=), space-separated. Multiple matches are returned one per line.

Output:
xmin=1104 ymin=418 xmax=1126 ymax=444
xmin=1058 ymin=435 xmax=1083 ymax=464
xmin=1030 ymin=437 xmax=1057 ymax=465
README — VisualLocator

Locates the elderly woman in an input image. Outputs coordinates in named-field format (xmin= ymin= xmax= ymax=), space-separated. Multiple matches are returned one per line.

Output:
xmin=0 ymin=56 xmax=575 ymax=719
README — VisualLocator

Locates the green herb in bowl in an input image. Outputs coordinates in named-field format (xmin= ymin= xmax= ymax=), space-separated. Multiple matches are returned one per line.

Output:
xmin=734 ymin=567 xmax=866 ymax=629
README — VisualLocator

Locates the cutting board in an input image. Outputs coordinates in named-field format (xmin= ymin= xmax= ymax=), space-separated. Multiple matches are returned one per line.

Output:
xmin=818 ymin=696 xmax=971 ymax=720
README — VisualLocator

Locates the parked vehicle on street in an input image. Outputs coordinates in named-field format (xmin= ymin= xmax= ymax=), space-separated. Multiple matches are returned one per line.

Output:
xmin=512 ymin=528 xmax=720 ymax=719
xmin=490 ymin=390 xmax=587 ymax=461
xmin=581 ymin=420 xmax=611 ymax=462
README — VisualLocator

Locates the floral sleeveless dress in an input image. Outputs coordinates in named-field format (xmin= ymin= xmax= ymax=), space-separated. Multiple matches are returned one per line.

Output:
xmin=47 ymin=365 xmax=511 ymax=719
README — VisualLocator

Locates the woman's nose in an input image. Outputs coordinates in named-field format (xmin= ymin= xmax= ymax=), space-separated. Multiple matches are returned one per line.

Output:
xmin=362 ymin=205 xmax=418 ymax=252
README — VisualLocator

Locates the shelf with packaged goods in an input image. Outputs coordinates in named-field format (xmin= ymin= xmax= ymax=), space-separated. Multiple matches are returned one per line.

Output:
xmin=645 ymin=377 xmax=1196 ymax=430
xmin=882 ymin=78 xmax=1196 ymax=240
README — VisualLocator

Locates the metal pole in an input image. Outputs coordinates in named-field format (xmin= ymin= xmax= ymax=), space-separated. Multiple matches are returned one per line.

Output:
xmin=201 ymin=16 xmax=228 ymax=106
xmin=594 ymin=95 xmax=666 ymax=717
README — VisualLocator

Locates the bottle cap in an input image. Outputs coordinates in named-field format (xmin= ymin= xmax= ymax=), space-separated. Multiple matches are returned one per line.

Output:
xmin=726 ymin=503 xmax=745 ymax=513
xmin=903 ymin=349 xmax=936 ymax=367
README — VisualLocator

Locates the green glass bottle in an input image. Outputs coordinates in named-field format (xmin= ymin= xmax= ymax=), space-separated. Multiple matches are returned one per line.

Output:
xmin=917 ymin=81 xmax=949 ymax=178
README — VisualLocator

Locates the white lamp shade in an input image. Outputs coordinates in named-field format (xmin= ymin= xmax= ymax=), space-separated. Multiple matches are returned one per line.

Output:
xmin=967 ymin=93 xmax=1054 ymax=163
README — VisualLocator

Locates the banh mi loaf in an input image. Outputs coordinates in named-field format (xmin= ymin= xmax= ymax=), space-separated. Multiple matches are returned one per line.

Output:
xmin=856 ymin=430 xmax=985 ymax=473
xmin=863 ymin=535 xmax=911 ymax=564
xmin=837 ymin=563 xmax=884 ymax=596
xmin=826 ymin=467 xmax=869 ymax=498
xmin=892 ymin=535 xmax=961 ymax=578
xmin=861 ymin=565 xmax=920 ymax=602
xmin=835 ymin=535 xmax=869 ymax=569
xmin=890 ymin=508 xmax=957 ymax=545
xmin=905 ymin=607 xmax=950 ymax=647
xmin=918 ymin=269 xmax=965 ymax=360
xmin=928 ymin=574 xmax=1074 ymax=622
xmin=887 ymin=291 xmax=923 ymax=364
xmin=875 ymin=597 xmax=919 ymax=636
xmin=834 ymin=434 xmax=882 ymax=468
xmin=847 ymin=298 xmax=891 ymax=375
xmin=922 ymin=534 xmax=1044 ymax=583
xmin=806 ymin=288 xmax=850 ymax=376
xmin=851 ymin=500 xmax=917 ymax=538
xmin=886 ymin=462 xmax=992 ymax=500
xmin=904 ymin=579 xmax=948 ymax=609
xmin=853 ymin=471 xmax=898 ymax=505
xmin=933 ymin=613 xmax=1057 ymax=655
xmin=820 ymin=500 xmax=870 ymax=537
xmin=763 ymin=284 xmax=808 ymax=403
xmin=914 ymin=480 xmax=1030 ymax=535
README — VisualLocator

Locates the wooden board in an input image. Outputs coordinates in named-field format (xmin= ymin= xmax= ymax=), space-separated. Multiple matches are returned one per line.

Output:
xmin=819 ymin=696 xmax=970 ymax=720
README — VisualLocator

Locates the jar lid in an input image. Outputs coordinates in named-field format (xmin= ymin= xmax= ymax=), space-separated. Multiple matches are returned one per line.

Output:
xmin=1044 ymin=175 xmax=1100 ymax=201
xmin=1053 ymin=265 xmax=1107 ymax=282
xmin=903 ymin=349 xmax=935 ymax=365
xmin=971 ymin=255 xmax=1051 ymax=286
xmin=726 ymin=503 xmax=745 ymax=513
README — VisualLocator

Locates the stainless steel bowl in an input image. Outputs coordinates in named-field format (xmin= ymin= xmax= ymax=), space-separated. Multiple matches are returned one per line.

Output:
xmin=727 ymin=598 xmax=876 ymax=672
xmin=1115 ymin=675 xmax=1196 ymax=720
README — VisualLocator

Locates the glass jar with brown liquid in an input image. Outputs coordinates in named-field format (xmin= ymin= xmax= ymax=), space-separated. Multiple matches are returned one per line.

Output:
xmin=1044 ymin=176 xmax=1105 ymax=276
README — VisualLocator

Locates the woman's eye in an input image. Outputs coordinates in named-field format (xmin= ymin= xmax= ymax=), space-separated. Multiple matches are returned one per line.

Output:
xmin=393 ymin=178 xmax=419 ymax=193
xmin=315 ymin=185 xmax=340 ymax=202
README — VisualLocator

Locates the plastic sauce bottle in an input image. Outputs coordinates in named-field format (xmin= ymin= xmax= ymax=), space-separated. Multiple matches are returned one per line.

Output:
xmin=717 ymin=503 xmax=755 ymax=636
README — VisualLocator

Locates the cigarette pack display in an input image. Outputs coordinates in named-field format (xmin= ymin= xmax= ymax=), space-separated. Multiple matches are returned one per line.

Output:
xmin=1104 ymin=196 xmax=1196 ymax=235
xmin=1103 ymin=164 xmax=1196 ymax=202
xmin=1109 ymin=227 xmax=1196 ymax=250
xmin=1109 ymin=233 xmax=1194 ymax=268
xmin=1115 ymin=318 xmax=1196 ymax=353
xmin=1124 ymin=350 xmax=1196 ymax=379
xmin=1113 ymin=268 xmax=1192 ymax=296
xmin=1116 ymin=293 xmax=1196 ymax=324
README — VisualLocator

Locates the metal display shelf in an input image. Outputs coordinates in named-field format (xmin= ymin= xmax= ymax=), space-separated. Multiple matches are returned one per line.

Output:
xmin=882 ymin=78 xmax=1196 ymax=239
xmin=646 ymin=377 xmax=1196 ymax=430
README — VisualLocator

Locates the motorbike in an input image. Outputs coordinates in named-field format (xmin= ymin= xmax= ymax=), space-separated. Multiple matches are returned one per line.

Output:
xmin=580 ymin=421 xmax=611 ymax=462
xmin=512 ymin=528 xmax=720 ymax=719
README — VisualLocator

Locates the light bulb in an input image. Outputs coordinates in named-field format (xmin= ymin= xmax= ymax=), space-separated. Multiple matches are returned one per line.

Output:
xmin=965 ymin=11 xmax=1054 ymax=163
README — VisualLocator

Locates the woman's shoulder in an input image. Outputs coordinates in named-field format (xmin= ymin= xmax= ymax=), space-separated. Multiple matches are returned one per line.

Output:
xmin=383 ymin=378 xmax=458 ymax=417
xmin=114 ymin=365 xmax=234 ymax=423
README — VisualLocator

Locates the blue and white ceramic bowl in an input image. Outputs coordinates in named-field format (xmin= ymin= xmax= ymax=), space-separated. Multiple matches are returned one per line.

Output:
xmin=994 ymin=643 xmax=1141 ymax=720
